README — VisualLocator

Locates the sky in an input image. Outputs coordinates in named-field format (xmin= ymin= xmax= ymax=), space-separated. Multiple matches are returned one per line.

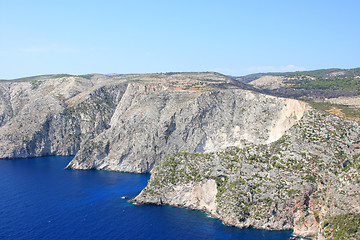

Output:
xmin=0 ymin=0 xmax=359 ymax=79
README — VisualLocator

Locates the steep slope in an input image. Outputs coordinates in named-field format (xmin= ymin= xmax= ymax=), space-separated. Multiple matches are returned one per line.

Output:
xmin=0 ymin=74 xmax=127 ymax=158
xmin=0 ymin=71 xmax=308 ymax=174
xmin=134 ymin=108 xmax=360 ymax=239
xmin=0 ymin=72 xmax=258 ymax=164
xmin=66 ymin=84 xmax=306 ymax=173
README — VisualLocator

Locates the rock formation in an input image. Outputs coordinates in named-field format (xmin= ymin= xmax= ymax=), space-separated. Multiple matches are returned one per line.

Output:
xmin=0 ymin=74 xmax=126 ymax=158
xmin=1 ymin=72 xmax=359 ymax=239
xmin=67 ymin=84 xmax=306 ymax=173
xmin=134 ymin=108 xmax=360 ymax=239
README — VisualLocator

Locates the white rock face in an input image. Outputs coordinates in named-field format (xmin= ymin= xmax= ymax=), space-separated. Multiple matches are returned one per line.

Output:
xmin=0 ymin=74 xmax=126 ymax=158
xmin=266 ymin=98 xmax=307 ymax=143
xmin=0 ymin=72 xmax=307 ymax=173
xmin=68 ymin=85 xmax=307 ymax=173
xmin=137 ymin=180 xmax=219 ymax=215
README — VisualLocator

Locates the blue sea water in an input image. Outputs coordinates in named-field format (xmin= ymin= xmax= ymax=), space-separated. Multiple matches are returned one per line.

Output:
xmin=0 ymin=156 xmax=292 ymax=240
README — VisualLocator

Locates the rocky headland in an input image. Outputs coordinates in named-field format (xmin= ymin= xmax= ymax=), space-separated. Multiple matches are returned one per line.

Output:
xmin=1 ymin=72 xmax=359 ymax=239
xmin=134 ymin=108 xmax=360 ymax=239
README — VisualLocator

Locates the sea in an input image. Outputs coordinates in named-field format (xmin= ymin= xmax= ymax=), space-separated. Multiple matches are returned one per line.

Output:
xmin=0 ymin=156 xmax=292 ymax=240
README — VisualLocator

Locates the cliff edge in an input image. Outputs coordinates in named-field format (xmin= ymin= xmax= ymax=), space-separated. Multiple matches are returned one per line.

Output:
xmin=134 ymin=109 xmax=360 ymax=239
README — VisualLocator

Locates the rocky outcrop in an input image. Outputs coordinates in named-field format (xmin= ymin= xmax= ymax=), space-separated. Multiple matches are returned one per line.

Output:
xmin=134 ymin=109 xmax=360 ymax=239
xmin=135 ymin=179 xmax=219 ymax=215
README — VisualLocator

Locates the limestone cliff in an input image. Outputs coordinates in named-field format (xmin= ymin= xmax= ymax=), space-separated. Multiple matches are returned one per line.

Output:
xmin=134 ymin=108 xmax=360 ymax=239
xmin=67 ymin=85 xmax=306 ymax=173
xmin=1 ymin=72 xmax=359 ymax=239
xmin=0 ymin=74 xmax=127 ymax=158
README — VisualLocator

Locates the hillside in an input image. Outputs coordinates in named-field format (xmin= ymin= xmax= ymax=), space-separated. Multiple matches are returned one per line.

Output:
xmin=235 ymin=67 xmax=360 ymax=121
xmin=134 ymin=108 xmax=360 ymax=239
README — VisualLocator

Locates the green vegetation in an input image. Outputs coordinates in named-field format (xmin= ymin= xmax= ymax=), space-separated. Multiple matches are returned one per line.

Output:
xmin=303 ymin=174 xmax=316 ymax=182
xmin=77 ymin=74 xmax=95 ymax=79
xmin=308 ymin=101 xmax=333 ymax=112
xmin=9 ymin=75 xmax=52 ymax=82
xmin=308 ymin=101 xmax=360 ymax=121
xmin=290 ymin=76 xmax=360 ymax=90
xmin=30 ymin=79 xmax=42 ymax=90
xmin=141 ymin=107 xmax=360 ymax=238
xmin=322 ymin=213 xmax=360 ymax=240
xmin=341 ymin=106 xmax=360 ymax=120
xmin=51 ymin=74 xmax=72 ymax=78
xmin=240 ymin=67 xmax=360 ymax=83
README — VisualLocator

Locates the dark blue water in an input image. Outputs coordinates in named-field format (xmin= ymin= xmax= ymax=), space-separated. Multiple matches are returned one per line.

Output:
xmin=0 ymin=156 xmax=292 ymax=240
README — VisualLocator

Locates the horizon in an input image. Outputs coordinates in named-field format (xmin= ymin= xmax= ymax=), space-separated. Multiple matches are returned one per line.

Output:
xmin=1 ymin=0 xmax=360 ymax=79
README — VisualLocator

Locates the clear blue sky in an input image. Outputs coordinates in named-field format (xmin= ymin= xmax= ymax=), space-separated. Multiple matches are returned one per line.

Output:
xmin=1 ymin=0 xmax=359 ymax=79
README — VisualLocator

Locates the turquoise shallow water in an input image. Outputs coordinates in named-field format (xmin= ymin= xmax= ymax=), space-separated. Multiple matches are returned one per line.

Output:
xmin=0 ymin=156 xmax=292 ymax=240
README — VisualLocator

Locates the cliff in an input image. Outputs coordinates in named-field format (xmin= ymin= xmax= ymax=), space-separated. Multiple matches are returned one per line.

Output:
xmin=0 ymin=74 xmax=126 ymax=158
xmin=1 ymin=72 xmax=247 ymax=162
xmin=134 ymin=108 xmax=360 ymax=239
xmin=1 ymin=71 xmax=359 ymax=239
xmin=67 ymin=84 xmax=306 ymax=173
